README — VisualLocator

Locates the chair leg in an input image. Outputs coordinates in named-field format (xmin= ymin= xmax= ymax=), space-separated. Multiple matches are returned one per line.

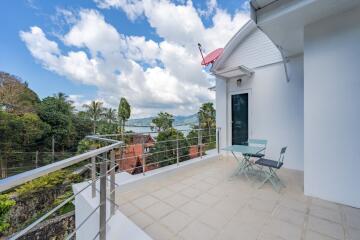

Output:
xmin=257 ymin=167 xmax=284 ymax=192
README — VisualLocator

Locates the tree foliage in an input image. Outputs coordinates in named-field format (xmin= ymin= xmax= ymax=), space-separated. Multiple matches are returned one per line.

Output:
xmin=118 ymin=97 xmax=131 ymax=136
xmin=147 ymin=128 xmax=189 ymax=167
xmin=83 ymin=101 xmax=104 ymax=134
xmin=151 ymin=112 xmax=174 ymax=132
xmin=0 ymin=72 xmax=40 ymax=114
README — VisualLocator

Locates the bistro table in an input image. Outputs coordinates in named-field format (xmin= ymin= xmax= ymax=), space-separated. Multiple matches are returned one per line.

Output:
xmin=222 ymin=145 xmax=265 ymax=180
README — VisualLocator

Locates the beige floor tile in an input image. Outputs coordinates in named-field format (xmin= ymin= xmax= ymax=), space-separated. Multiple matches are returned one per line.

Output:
xmin=132 ymin=195 xmax=158 ymax=209
xmin=129 ymin=211 xmax=154 ymax=228
xmin=348 ymin=227 xmax=360 ymax=240
xmin=310 ymin=204 xmax=342 ymax=223
xmin=345 ymin=211 xmax=360 ymax=230
xmin=145 ymin=222 xmax=174 ymax=240
xmin=180 ymin=187 xmax=201 ymax=198
xmin=151 ymin=188 xmax=174 ymax=200
xmin=167 ymin=182 xmax=188 ymax=192
xmin=118 ymin=202 xmax=139 ymax=217
xmin=258 ymin=232 xmax=287 ymax=240
xmin=179 ymin=201 xmax=207 ymax=218
xmin=160 ymin=210 xmax=192 ymax=234
xmin=279 ymin=197 xmax=308 ymax=213
xmin=305 ymin=230 xmax=338 ymax=240
xmin=274 ymin=205 xmax=306 ymax=226
xmin=212 ymin=198 xmax=244 ymax=220
xmin=198 ymin=208 xmax=230 ymax=230
xmin=249 ymin=197 xmax=278 ymax=213
xmin=307 ymin=216 xmax=345 ymax=240
xmin=192 ymin=181 xmax=213 ymax=192
xmin=121 ymin=189 xmax=145 ymax=201
xmin=195 ymin=192 xmax=220 ymax=206
xmin=262 ymin=218 xmax=302 ymax=240
xmin=218 ymin=221 xmax=261 ymax=240
xmin=164 ymin=193 xmax=190 ymax=208
xmin=144 ymin=201 xmax=173 ymax=220
xmin=312 ymin=198 xmax=339 ymax=210
xmin=179 ymin=221 xmax=217 ymax=240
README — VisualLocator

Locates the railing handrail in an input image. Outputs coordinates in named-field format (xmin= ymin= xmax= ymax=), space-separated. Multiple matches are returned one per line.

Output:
xmin=0 ymin=140 xmax=123 ymax=192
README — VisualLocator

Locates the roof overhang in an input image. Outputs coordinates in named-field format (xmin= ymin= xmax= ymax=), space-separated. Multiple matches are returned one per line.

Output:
xmin=250 ymin=0 xmax=360 ymax=57
xmin=211 ymin=20 xmax=256 ymax=79
xmin=213 ymin=65 xmax=254 ymax=79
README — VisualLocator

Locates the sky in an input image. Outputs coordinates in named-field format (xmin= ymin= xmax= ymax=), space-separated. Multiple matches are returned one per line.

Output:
xmin=0 ymin=0 xmax=250 ymax=118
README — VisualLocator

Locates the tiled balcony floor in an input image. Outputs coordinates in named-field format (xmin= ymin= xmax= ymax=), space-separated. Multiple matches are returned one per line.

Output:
xmin=115 ymin=156 xmax=360 ymax=240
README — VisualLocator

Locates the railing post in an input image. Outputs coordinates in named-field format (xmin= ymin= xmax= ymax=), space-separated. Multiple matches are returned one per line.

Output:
xmin=176 ymin=132 xmax=179 ymax=166
xmin=52 ymin=135 xmax=55 ymax=162
xmin=216 ymin=128 xmax=220 ymax=154
xmin=110 ymin=150 xmax=116 ymax=216
xmin=35 ymin=151 xmax=39 ymax=168
xmin=0 ymin=151 xmax=7 ymax=179
xmin=198 ymin=129 xmax=203 ymax=158
xmin=99 ymin=159 xmax=107 ymax=240
xmin=142 ymin=137 xmax=146 ymax=175
xmin=91 ymin=156 xmax=96 ymax=198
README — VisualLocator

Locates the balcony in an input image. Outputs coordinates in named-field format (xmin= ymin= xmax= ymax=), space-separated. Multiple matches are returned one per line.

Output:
xmin=1 ymin=129 xmax=360 ymax=240
xmin=107 ymin=156 xmax=359 ymax=240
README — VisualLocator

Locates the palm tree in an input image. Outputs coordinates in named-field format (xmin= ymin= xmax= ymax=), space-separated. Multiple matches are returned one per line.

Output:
xmin=198 ymin=102 xmax=216 ymax=143
xmin=118 ymin=98 xmax=131 ymax=140
xmin=83 ymin=101 xmax=104 ymax=134
xmin=104 ymin=108 xmax=117 ymax=123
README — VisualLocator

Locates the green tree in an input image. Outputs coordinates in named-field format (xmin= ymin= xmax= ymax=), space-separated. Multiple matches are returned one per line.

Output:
xmin=83 ymin=101 xmax=104 ymax=134
xmin=151 ymin=112 xmax=174 ymax=132
xmin=104 ymin=108 xmax=117 ymax=123
xmin=0 ymin=71 xmax=40 ymax=114
xmin=37 ymin=93 xmax=74 ymax=151
xmin=198 ymin=102 xmax=216 ymax=144
xmin=147 ymin=128 xmax=189 ymax=167
xmin=118 ymin=98 xmax=131 ymax=139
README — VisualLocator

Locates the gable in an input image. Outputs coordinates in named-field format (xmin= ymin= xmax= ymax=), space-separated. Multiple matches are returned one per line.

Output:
xmin=219 ymin=28 xmax=282 ymax=70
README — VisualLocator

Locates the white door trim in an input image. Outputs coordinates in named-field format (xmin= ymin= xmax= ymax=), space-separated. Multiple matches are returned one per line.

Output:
xmin=227 ymin=88 xmax=253 ymax=146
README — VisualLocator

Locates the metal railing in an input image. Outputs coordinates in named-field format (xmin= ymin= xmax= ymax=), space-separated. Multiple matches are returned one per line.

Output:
xmin=0 ymin=127 xmax=221 ymax=240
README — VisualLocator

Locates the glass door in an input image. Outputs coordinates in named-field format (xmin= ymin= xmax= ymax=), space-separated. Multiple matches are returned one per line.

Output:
xmin=231 ymin=93 xmax=248 ymax=145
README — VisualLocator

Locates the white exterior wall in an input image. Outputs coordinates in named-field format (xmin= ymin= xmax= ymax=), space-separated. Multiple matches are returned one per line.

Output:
xmin=216 ymin=56 xmax=304 ymax=170
xmin=304 ymin=7 xmax=360 ymax=207
xmin=222 ymin=28 xmax=282 ymax=70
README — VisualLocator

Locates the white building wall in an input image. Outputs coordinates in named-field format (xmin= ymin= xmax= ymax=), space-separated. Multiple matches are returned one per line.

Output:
xmin=304 ymin=7 xmax=360 ymax=208
xmin=222 ymin=28 xmax=282 ymax=69
xmin=216 ymin=56 xmax=304 ymax=170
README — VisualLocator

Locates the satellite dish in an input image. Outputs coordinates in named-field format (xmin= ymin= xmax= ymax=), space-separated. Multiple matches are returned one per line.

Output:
xmin=200 ymin=47 xmax=224 ymax=66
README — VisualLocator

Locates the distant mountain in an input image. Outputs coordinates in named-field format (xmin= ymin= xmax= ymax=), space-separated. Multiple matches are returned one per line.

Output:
xmin=127 ymin=113 xmax=198 ymax=126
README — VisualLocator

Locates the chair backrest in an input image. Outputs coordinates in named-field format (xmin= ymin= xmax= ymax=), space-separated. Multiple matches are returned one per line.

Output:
xmin=248 ymin=139 xmax=267 ymax=153
xmin=277 ymin=147 xmax=287 ymax=167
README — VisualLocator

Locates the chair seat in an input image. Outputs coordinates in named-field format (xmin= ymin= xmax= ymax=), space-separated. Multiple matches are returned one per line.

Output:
xmin=255 ymin=158 xmax=283 ymax=169
xmin=243 ymin=153 xmax=265 ymax=158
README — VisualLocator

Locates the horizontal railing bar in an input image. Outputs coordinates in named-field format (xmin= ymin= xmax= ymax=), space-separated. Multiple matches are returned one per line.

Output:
xmin=96 ymin=128 xmax=218 ymax=138
xmin=9 ymin=179 xmax=95 ymax=240
xmin=65 ymin=204 xmax=101 ymax=240
xmin=0 ymin=141 xmax=122 ymax=192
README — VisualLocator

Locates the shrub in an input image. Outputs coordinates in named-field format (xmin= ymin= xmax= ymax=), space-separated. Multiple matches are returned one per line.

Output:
xmin=0 ymin=194 xmax=16 ymax=233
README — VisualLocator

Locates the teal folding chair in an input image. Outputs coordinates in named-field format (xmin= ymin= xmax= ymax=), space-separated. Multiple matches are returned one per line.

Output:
xmin=244 ymin=139 xmax=267 ymax=158
xmin=255 ymin=147 xmax=287 ymax=192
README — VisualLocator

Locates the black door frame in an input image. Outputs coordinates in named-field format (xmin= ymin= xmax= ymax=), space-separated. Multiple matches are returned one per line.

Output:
xmin=228 ymin=89 xmax=251 ymax=146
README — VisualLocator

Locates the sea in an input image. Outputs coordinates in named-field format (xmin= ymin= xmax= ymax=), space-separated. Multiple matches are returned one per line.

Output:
xmin=125 ymin=125 xmax=192 ymax=137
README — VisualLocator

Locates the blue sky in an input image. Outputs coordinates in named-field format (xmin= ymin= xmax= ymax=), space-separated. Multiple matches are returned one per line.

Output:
xmin=0 ymin=0 xmax=249 ymax=117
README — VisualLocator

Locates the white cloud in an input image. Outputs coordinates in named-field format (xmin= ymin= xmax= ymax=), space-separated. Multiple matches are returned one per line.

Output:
xmin=20 ymin=2 xmax=249 ymax=118
xmin=198 ymin=0 xmax=217 ymax=17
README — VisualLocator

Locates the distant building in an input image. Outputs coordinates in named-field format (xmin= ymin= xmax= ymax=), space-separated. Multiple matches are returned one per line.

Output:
xmin=116 ymin=134 xmax=156 ymax=174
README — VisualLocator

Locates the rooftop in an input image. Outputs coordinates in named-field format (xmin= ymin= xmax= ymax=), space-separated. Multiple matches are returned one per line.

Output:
xmin=114 ymin=156 xmax=360 ymax=240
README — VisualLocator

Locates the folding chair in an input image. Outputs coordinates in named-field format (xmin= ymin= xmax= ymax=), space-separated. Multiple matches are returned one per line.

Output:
xmin=255 ymin=147 xmax=287 ymax=192
xmin=244 ymin=139 xmax=267 ymax=158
